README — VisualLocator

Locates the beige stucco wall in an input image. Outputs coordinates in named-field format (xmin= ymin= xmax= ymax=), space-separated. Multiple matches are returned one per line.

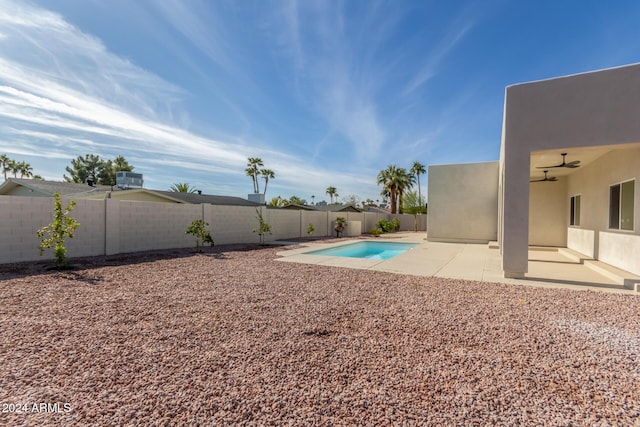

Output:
xmin=529 ymin=177 xmax=567 ymax=246
xmin=565 ymin=147 xmax=640 ymax=274
xmin=500 ymin=63 xmax=640 ymax=277
xmin=427 ymin=161 xmax=499 ymax=243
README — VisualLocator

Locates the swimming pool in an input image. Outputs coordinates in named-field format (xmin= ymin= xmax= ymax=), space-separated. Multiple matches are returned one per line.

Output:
xmin=307 ymin=241 xmax=417 ymax=260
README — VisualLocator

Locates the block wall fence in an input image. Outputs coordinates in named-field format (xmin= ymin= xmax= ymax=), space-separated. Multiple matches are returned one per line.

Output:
xmin=0 ymin=196 xmax=426 ymax=264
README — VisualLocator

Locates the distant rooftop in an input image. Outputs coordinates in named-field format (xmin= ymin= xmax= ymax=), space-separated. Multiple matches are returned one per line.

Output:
xmin=0 ymin=178 xmax=262 ymax=206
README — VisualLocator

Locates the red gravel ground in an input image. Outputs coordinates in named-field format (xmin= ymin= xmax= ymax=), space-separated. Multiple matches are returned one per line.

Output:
xmin=1 ymin=244 xmax=639 ymax=426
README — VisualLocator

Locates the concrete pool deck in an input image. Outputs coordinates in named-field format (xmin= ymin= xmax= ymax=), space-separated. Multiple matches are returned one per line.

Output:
xmin=276 ymin=232 xmax=640 ymax=294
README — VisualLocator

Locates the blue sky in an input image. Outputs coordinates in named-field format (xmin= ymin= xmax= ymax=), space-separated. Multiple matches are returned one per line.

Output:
xmin=1 ymin=0 xmax=640 ymax=204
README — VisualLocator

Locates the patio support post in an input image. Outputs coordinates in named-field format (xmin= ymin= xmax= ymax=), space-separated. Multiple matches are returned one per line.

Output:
xmin=501 ymin=147 xmax=530 ymax=278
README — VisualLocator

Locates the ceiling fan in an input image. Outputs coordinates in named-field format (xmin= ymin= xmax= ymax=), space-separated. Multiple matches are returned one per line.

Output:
xmin=530 ymin=170 xmax=558 ymax=183
xmin=536 ymin=152 xmax=580 ymax=169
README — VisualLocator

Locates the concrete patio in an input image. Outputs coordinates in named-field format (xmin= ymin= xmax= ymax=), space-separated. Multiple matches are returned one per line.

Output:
xmin=276 ymin=232 xmax=640 ymax=294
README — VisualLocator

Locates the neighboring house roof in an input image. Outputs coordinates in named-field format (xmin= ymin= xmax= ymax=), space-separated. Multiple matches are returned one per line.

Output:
xmin=0 ymin=178 xmax=111 ymax=197
xmin=0 ymin=178 xmax=262 ymax=207
xmin=149 ymin=190 xmax=262 ymax=206
xmin=280 ymin=203 xmax=315 ymax=211
xmin=280 ymin=203 xmax=362 ymax=213
xmin=364 ymin=206 xmax=391 ymax=214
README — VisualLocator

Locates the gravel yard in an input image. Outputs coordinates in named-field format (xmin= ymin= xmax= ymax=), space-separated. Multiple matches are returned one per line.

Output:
xmin=1 ymin=244 xmax=639 ymax=426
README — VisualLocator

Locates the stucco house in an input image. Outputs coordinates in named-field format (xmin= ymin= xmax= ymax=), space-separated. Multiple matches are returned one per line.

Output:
xmin=428 ymin=63 xmax=640 ymax=279
xmin=0 ymin=178 xmax=262 ymax=207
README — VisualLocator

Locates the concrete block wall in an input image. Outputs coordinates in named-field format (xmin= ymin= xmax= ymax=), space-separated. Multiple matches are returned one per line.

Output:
xmin=264 ymin=208 xmax=303 ymax=241
xmin=0 ymin=196 xmax=106 ymax=263
xmin=65 ymin=199 xmax=106 ymax=258
xmin=205 ymin=205 xmax=258 ymax=245
xmin=363 ymin=213 xmax=382 ymax=232
xmin=2 ymin=196 xmax=56 ymax=263
xmin=117 ymin=201 xmax=199 ymax=253
xmin=0 ymin=195 xmax=426 ymax=264
xmin=301 ymin=211 xmax=330 ymax=237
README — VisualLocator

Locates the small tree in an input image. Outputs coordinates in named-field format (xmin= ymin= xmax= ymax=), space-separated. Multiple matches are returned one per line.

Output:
xmin=185 ymin=219 xmax=214 ymax=252
xmin=37 ymin=193 xmax=80 ymax=268
xmin=307 ymin=223 xmax=315 ymax=237
xmin=253 ymin=209 xmax=271 ymax=245
xmin=334 ymin=217 xmax=347 ymax=238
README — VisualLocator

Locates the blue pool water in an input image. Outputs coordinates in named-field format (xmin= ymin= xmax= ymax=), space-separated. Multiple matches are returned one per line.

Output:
xmin=308 ymin=241 xmax=417 ymax=260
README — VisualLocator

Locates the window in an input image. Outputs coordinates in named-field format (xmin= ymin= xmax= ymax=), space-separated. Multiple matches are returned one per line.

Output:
xmin=609 ymin=180 xmax=635 ymax=231
xmin=570 ymin=195 xmax=580 ymax=226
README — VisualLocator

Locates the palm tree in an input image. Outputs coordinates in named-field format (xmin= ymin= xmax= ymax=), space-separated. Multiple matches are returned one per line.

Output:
xmin=17 ymin=161 xmax=33 ymax=178
xmin=246 ymin=157 xmax=263 ymax=193
xmin=410 ymin=161 xmax=426 ymax=210
xmin=325 ymin=186 xmax=337 ymax=203
xmin=377 ymin=165 xmax=398 ymax=213
xmin=377 ymin=165 xmax=415 ymax=214
xmin=260 ymin=169 xmax=275 ymax=195
xmin=8 ymin=160 xmax=19 ymax=178
xmin=0 ymin=154 xmax=10 ymax=180
xmin=169 ymin=182 xmax=197 ymax=193
xmin=395 ymin=168 xmax=415 ymax=214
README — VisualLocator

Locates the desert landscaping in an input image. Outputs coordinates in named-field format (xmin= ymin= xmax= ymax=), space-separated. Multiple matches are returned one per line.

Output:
xmin=1 ymin=243 xmax=639 ymax=425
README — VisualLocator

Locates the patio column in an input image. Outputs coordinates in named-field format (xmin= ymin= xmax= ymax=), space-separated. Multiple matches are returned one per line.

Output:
xmin=501 ymin=147 xmax=530 ymax=278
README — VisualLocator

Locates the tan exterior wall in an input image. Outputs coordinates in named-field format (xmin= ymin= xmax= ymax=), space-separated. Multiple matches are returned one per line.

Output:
xmin=500 ymin=63 xmax=640 ymax=277
xmin=427 ymin=162 xmax=499 ymax=243
xmin=529 ymin=177 xmax=567 ymax=246
xmin=0 ymin=196 xmax=423 ymax=264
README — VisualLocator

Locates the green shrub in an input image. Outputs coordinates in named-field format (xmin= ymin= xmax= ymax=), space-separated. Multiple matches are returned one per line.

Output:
xmin=376 ymin=218 xmax=399 ymax=233
xmin=307 ymin=223 xmax=315 ymax=237
xmin=37 ymin=193 xmax=80 ymax=268
xmin=369 ymin=228 xmax=383 ymax=237
xmin=185 ymin=219 xmax=214 ymax=252
xmin=253 ymin=209 xmax=272 ymax=244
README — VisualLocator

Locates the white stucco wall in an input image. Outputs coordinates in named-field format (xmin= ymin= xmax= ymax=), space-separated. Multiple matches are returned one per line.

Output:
xmin=500 ymin=63 xmax=640 ymax=277
xmin=427 ymin=162 xmax=499 ymax=243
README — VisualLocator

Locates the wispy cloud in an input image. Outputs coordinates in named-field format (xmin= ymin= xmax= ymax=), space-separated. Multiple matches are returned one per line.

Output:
xmin=151 ymin=0 xmax=232 ymax=72
xmin=264 ymin=1 xmax=390 ymax=163
xmin=0 ymin=0 xmax=379 ymax=198
xmin=403 ymin=20 xmax=474 ymax=96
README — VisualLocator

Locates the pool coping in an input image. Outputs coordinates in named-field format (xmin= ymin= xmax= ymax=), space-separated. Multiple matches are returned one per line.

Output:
xmin=276 ymin=233 xmax=448 ymax=272
xmin=275 ymin=232 xmax=638 ymax=294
